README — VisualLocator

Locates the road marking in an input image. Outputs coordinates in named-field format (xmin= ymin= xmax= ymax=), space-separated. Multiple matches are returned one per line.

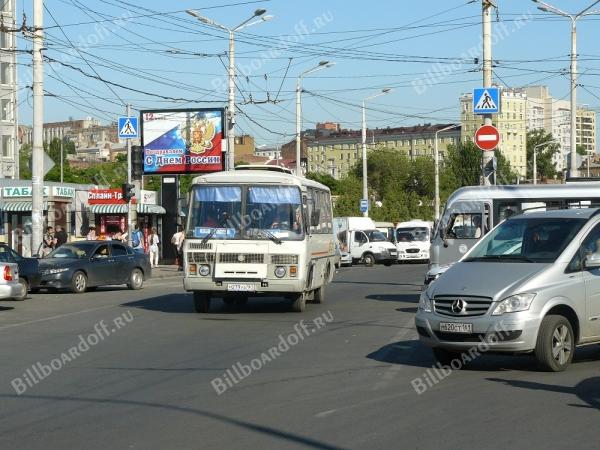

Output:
xmin=0 ymin=304 xmax=117 ymax=332
xmin=315 ymin=409 xmax=337 ymax=418
xmin=371 ymin=316 xmax=418 ymax=391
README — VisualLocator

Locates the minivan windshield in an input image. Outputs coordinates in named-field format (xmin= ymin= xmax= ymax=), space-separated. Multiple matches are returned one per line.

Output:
xmin=396 ymin=227 xmax=429 ymax=242
xmin=364 ymin=230 xmax=387 ymax=242
xmin=464 ymin=217 xmax=586 ymax=263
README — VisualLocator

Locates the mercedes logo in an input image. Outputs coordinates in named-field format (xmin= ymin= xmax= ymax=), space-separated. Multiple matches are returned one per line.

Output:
xmin=451 ymin=299 xmax=466 ymax=314
xmin=237 ymin=254 xmax=245 ymax=262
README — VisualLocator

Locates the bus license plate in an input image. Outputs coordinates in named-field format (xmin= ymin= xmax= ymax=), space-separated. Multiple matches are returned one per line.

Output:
xmin=439 ymin=322 xmax=472 ymax=333
xmin=227 ymin=283 xmax=255 ymax=292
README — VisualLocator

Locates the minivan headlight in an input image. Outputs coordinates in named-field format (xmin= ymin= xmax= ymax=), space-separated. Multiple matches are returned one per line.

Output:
xmin=418 ymin=291 xmax=432 ymax=312
xmin=492 ymin=293 xmax=536 ymax=316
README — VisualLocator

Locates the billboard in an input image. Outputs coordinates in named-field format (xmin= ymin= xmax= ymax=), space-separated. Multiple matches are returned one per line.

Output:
xmin=140 ymin=108 xmax=225 ymax=174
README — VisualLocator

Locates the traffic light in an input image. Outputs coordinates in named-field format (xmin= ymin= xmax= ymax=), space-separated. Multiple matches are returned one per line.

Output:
xmin=122 ymin=182 xmax=135 ymax=203
xmin=132 ymin=145 xmax=144 ymax=181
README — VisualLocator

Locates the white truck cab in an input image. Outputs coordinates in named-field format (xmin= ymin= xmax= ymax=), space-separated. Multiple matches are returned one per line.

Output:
xmin=334 ymin=217 xmax=397 ymax=266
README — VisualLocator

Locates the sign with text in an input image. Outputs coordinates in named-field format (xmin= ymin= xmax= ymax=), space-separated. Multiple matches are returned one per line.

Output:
xmin=88 ymin=189 xmax=136 ymax=205
xmin=141 ymin=108 xmax=225 ymax=174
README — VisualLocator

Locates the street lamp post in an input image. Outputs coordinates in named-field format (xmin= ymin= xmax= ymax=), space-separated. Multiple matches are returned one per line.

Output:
xmin=533 ymin=0 xmax=600 ymax=179
xmin=361 ymin=88 xmax=391 ymax=217
xmin=186 ymin=9 xmax=272 ymax=171
xmin=296 ymin=61 xmax=334 ymax=176
xmin=533 ymin=139 xmax=558 ymax=185
xmin=434 ymin=124 xmax=460 ymax=222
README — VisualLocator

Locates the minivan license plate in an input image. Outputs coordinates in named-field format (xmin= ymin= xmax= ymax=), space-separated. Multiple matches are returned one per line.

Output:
xmin=439 ymin=322 xmax=472 ymax=333
xmin=227 ymin=283 xmax=255 ymax=292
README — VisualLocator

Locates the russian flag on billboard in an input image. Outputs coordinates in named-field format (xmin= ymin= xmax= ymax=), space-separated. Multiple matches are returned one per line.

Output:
xmin=141 ymin=109 xmax=225 ymax=174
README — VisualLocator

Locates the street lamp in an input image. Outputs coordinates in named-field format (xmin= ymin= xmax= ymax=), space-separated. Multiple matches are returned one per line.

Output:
xmin=434 ymin=123 xmax=460 ymax=222
xmin=296 ymin=61 xmax=334 ymax=176
xmin=361 ymin=88 xmax=391 ymax=217
xmin=533 ymin=0 xmax=600 ymax=179
xmin=187 ymin=9 xmax=273 ymax=171
xmin=533 ymin=139 xmax=557 ymax=185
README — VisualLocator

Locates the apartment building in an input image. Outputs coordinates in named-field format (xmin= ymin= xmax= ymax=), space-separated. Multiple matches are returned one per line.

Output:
xmin=300 ymin=124 xmax=461 ymax=179
xmin=577 ymin=107 xmax=596 ymax=155
xmin=0 ymin=0 xmax=18 ymax=179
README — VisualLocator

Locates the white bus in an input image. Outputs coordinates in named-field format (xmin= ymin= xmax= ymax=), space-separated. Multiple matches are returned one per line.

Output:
xmin=183 ymin=166 xmax=336 ymax=313
xmin=395 ymin=220 xmax=433 ymax=262
xmin=426 ymin=183 xmax=600 ymax=284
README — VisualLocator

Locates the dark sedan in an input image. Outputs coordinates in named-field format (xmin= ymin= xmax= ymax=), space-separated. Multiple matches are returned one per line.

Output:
xmin=0 ymin=243 xmax=40 ymax=300
xmin=38 ymin=241 xmax=151 ymax=293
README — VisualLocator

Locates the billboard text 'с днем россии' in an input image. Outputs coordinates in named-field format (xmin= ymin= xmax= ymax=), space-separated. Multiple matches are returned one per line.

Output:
xmin=141 ymin=108 xmax=225 ymax=174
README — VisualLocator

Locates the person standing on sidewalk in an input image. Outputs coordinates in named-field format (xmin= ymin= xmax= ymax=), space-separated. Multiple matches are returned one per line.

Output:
xmin=55 ymin=225 xmax=68 ymax=247
xmin=171 ymin=225 xmax=185 ymax=271
xmin=131 ymin=224 xmax=145 ymax=254
xmin=148 ymin=227 xmax=160 ymax=268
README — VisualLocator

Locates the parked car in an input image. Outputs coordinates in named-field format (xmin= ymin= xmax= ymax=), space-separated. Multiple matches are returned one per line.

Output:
xmin=0 ymin=243 xmax=40 ymax=299
xmin=416 ymin=208 xmax=600 ymax=372
xmin=0 ymin=262 xmax=25 ymax=300
xmin=38 ymin=241 xmax=151 ymax=293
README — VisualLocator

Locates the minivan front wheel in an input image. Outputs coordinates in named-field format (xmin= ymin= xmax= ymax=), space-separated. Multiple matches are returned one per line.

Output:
xmin=535 ymin=315 xmax=574 ymax=372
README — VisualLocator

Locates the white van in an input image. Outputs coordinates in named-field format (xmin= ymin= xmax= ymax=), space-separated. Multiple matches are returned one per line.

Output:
xmin=395 ymin=220 xmax=433 ymax=262
xmin=334 ymin=217 xmax=397 ymax=266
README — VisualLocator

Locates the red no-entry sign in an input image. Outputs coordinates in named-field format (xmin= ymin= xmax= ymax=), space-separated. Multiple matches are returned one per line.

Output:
xmin=474 ymin=125 xmax=500 ymax=151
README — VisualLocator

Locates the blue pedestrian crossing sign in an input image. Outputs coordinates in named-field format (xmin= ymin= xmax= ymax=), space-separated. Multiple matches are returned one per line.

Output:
xmin=473 ymin=87 xmax=500 ymax=114
xmin=118 ymin=116 xmax=139 ymax=138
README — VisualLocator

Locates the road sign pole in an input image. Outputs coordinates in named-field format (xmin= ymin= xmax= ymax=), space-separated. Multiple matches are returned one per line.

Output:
xmin=482 ymin=0 xmax=494 ymax=186
xmin=126 ymin=104 xmax=133 ymax=247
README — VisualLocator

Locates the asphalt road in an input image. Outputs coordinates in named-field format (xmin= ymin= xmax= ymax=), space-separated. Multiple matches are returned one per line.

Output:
xmin=1 ymin=264 xmax=600 ymax=449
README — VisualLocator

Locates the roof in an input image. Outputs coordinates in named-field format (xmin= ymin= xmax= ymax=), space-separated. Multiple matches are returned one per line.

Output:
xmin=447 ymin=183 xmax=600 ymax=207
xmin=191 ymin=168 xmax=330 ymax=191
xmin=511 ymin=208 xmax=600 ymax=220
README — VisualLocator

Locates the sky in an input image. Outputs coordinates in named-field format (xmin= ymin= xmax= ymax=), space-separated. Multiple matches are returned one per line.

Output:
xmin=16 ymin=0 xmax=600 ymax=148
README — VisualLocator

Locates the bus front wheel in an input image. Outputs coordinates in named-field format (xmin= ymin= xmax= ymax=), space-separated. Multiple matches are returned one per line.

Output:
xmin=194 ymin=292 xmax=211 ymax=313
xmin=291 ymin=293 xmax=306 ymax=312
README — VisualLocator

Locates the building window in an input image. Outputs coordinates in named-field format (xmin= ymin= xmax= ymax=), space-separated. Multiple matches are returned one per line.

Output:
xmin=1 ymin=1 xmax=10 ymax=13
xmin=2 ymin=135 xmax=10 ymax=157
xmin=0 ymin=62 xmax=9 ymax=84
xmin=0 ymin=32 xmax=8 ymax=49
xmin=1 ymin=99 xmax=9 ymax=121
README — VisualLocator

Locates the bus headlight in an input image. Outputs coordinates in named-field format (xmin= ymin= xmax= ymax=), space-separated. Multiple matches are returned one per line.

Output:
xmin=274 ymin=266 xmax=286 ymax=278
xmin=199 ymin=265 xmax=211 ymax=277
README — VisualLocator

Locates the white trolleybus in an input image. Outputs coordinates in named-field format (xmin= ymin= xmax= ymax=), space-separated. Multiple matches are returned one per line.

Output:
xmin=183 ymin=166 xmax=337 ymax=313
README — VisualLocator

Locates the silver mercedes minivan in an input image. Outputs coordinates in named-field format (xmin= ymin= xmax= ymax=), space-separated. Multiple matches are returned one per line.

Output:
xmin=415 ymin=208 xmax=600 ymax=371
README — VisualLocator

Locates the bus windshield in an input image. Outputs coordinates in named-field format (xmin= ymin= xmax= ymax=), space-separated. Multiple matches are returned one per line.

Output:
xmin=187 ymin=185 xmax=304 ymax=241
xmin=396 ymin=227 xmax=429 ymax=243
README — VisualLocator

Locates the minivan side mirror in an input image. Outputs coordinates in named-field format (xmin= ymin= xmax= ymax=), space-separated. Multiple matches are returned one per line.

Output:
xmin=584 ymin=255 xmax=600 ymax=270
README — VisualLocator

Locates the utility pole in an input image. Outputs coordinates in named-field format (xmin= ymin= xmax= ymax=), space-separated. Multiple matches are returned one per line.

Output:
xmin=31 ymin=0 xmax=44 ymax=256
xmin=126 ymin=103 xmax=133 ymax=247
xmin=227 ymin=30 xmax=235 ymax=171
xmin=361 ymin=100 xmax=368 ymax=217
xmin=481 ymin=0 xmax=495 ymax=186
xmin=60 ymin=138 xmax=63 ymax=183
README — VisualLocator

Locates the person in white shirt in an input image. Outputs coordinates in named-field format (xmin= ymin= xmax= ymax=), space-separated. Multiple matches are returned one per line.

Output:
xmin=171 ymin=225 xmax=185 ymax=271
xmin=148 ymin=227 xmax=160 ymax=268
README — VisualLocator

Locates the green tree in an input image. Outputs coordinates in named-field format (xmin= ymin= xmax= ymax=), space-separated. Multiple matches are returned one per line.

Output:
xmin=306 ymin=172 xmax=339 ymax=194
xmin=576 ymin=144 xmax=587 ymax=156
xmin=443 ymin=140 xmax=517 ymax=190
xmin=526 ymin=129 xmax=559 ymax=182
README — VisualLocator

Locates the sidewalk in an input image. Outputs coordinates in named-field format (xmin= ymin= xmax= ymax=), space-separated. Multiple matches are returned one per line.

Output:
xmin=150 ymin=265 xmax=184 ymax=279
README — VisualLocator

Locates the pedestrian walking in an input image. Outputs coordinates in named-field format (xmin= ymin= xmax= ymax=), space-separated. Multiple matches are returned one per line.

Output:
xmin=131 ymin=224 xmax=145 ymax=254
xmin=41 ymin=226 xmax=57 ymax=257
xmin=148 ymin=227 xmax=160 ymax=268
xmin=171 ymin=225 xmax=185 ymax=271
xmin=55 ymin=225 xmax=68 ymax=247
